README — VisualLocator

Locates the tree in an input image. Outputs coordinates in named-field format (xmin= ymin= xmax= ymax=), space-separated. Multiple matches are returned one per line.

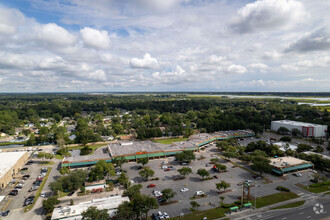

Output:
xmin=280 ymin=136 xmax=291 ymax=142
xmin=190 ymin=201 xmax=200 ymax=211
xmin=42 ymin=196 xmax=60 ymax=213
xmin=50 ymin=169 xmax=87 ymax=194
xmin=251 ymin=156 xmax=272 ymax=175
xmin=81 ymin=206 xmax=108 ymax=220
xmin=216 ymin=180 xmax=230 ymax=192
xmin=139 ymin=167 xmax=154 ymax=181
xmin=124 ymin=184 xmax=142 ymax=199
xmin=197 ymin=168 xmax=210 ymax=180
xmin=174 ymin=150 xmax=196 ymax=164
xmin=291 ymin=128 xmax=302 ymax=137
xmin=140 ymin=194 xmax=159 ymax=218
xmin=112 ymin=157 xmax=127 ymax=169
xmin=177 ymin=167 xmax=192 ymax=178
xmin=213 ymin=163 xmax=227 ymax=172
xmin=137 ymin=158 xmax=149 ymax=167
xmin=88 ymin=160 xmax=115 ymax=182
xmin=277 ymin=127 xmax=290 ymax=135
xmin=314 ymin=146 xmax=324 ymax=153
xmin=161 ymin=188 xmax=177 ymax=203
xmin=296 ymin=144 xmax=313 ymax=153
xmin=220 ymin=196 xmax=225 ymax=203
xmin=117 ymin=201 xmax=135 ymax=219
xmin=118 ymin=172 xmax=130 ymax=189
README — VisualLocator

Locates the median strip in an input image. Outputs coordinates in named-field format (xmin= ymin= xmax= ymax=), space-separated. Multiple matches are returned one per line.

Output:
xmin=24 ymin=167 xmax=52 ymax=212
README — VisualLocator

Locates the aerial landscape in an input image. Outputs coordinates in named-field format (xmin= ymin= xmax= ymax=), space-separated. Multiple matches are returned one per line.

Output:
xmin=0 ymin=1 xmax=329 ymax=220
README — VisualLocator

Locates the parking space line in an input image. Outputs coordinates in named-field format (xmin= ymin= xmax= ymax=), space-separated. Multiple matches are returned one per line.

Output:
xmin=2 ymin=198 xmax=12 ymax=211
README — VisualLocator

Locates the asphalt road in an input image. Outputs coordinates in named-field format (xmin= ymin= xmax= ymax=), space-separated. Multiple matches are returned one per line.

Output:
xmin=235 ymin=197 xmax=330 ymax=220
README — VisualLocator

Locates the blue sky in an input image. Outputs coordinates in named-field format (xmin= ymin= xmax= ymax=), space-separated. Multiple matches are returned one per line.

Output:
xmin=0 ymin=0 xmax=329 ymax=92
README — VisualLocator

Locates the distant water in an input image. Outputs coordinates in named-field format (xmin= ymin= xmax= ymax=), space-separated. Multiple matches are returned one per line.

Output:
xmin=221 ymin=95 xmax=330 ymax=101
xmin=298 ymin=103 xmax=330 ymax=106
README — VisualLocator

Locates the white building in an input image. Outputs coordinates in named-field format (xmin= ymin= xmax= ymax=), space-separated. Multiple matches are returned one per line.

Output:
xmin=271 ymin=120 xmax=327 ymax=137
xmin=51 ymin=195 xmax=129 ymax=220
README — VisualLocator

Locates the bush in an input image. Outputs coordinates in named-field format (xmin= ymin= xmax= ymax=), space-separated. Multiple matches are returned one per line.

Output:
xmin=80 ymin=146 xmax=92 ymax=155
xmin=280 ymin=136 xmax=291 ymax=142
xmin=221 ymin=203 xmax=236 ymax=208
xmin=276 ymin=186 xmax=290 ymax=192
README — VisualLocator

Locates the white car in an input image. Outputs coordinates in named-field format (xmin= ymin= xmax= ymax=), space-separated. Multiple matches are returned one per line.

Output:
xmin=40 ymin=192 xmax=45 ymax=198
xmin=245 ymin=180 xmax=252 ymax=183
xmin=161 ymin=165 xmax=168 ymax=169
xmin=161 ymin=161 xmax=169 ymax=165
xmin=310 ymin=170 xmax=317 ymax=173
xmin=163 ymin=212 xmax=170 ymax=218
xmin=195 ymin=191 xmax=204 ymax=196
xmin=180 ymin=188 xmax=188 ymax=192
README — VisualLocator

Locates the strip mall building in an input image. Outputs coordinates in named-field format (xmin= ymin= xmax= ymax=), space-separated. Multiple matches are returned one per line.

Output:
xmin=61 ymin=130 xmax=254 ymax=169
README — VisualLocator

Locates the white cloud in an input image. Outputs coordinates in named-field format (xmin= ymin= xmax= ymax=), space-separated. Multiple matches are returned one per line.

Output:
xmin=231 ymin=0 xmax=307 ymax=33
xmin=130 ymin=53 xmax=159 ymax=69
xmin=152 ymin=65 xmax=188 ymax=83
xmin=248 ymin=63 xmax=268 ymax=69
xmin=281 ymin=64 xmax=299 ymax=71
xmin=88 ymin=69 xmax=107 ymax=81
xmin=285 ymin=27 xmax=330 ymax=52
xmin=226 ymin=64 xmax=247 ymax=74
xmin=36 ymin=23 xmax=76 ymax=46
xmin=0 ymin=7 xmax=26 ymax=35
xmin=80 ymin=27 xmax=111 ymax=49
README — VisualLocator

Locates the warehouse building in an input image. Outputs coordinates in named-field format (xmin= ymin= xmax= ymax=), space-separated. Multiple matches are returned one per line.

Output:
xmin=62 ymin=130 xmax=254 ymax=169
xmin=271 ymin=120 xmax=328 ymax=137
xmin=51 ymin=195 xmax=130 ymax=220
xmin=270 ymin=156 xmax=313 ymax=176
xmin=0 ymin=151 xmax=29 ymax=189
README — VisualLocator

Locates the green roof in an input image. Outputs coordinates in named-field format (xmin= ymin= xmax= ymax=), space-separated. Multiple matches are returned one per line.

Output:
xmin=185 ymin=147 xmax=199 ymax=151
xmin=165 ymin=151 xmax=181 ymax=156
xmin=244 ymin=203 xmax=252 ymax=207
xmin=230 ymin=206 xmax=239 ymax=210
xmin=124 ymin=155 xmax=136 ymax=160
xmin=148 ymin=152 xmax=165 ymax=157
xmin=282 ymin=163 xmax=313 ymax=173
xmin=272 ymin=168 xmax=283 ymax=174
xmin=135 ymin=154 xmax=148 ymax=159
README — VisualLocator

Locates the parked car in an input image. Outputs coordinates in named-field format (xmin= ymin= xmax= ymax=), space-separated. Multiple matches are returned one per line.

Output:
xmin=195 ymin=191 xmax=204 ymax=196
xmin=67 ymin=191 xmax=75 ymax=196
xmin=310 ymin=169 xmax=317 ymax=173
xmin=0 ymin=210 xmax=10 ymax=216
xmin=23 ymin=175 xmax=30 ymax=180
xmin=9 ymin=190 xmax=18 ymax=196
xmin=213 ymin=175 xmax=218 ymax=179
xmin=147 ymin=184 xmax=156 ymax=188
xmin=163 ymin=212 xmax=170 ymax=218
xmin=253 ymin=175 xmax=262 ymax=180
xmin=245 ymin=180 xmax=252 ymax=183
xmin=180 ymin=188 xmax=188 ymax=192
xmin=40 ymin=192 xmax=45 ymax=198
xmin=164 ymin=168 xmax=171 ymax=171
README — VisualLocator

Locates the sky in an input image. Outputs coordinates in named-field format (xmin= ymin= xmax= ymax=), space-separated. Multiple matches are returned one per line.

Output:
xmin=0 ymin=0 xmax=329 ymax=92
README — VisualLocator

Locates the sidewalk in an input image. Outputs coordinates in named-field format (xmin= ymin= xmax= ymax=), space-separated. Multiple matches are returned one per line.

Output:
xmin=219 ymin=197 xmax=305 ymax=220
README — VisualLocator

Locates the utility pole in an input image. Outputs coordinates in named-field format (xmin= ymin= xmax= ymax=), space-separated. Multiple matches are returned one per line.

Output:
xmin=254 ymin=182 xmax=258 ymax=209
xmin=306 ymin=169 xmax=309 ymax=188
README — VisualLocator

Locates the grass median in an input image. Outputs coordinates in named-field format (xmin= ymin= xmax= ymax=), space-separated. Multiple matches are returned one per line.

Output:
xmin=24 ymin=167 xmax=52 ymax=212
xmin=297 ymin=181 xmax=330 ymax=193
xmin=271 ymin=201 xmax=305 ymax=210
xmin=252 ymin=192 xmax=299 ymax=208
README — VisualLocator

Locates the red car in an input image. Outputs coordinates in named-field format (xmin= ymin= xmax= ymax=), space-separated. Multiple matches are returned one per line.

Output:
xmin=164 ymin=168 xmax=171 ymax=171
xmin=147 ymin=184 xmax=156 ymax=188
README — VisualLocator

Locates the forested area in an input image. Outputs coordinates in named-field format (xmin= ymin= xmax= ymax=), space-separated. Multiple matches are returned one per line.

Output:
xmin=0 ymin=93 xmax=329 ymax=144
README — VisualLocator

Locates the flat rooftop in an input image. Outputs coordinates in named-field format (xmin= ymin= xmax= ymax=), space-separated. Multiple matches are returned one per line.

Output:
xmin=0 ymin=151 xmax=27 ymax=178
xmin=272 ymin=120 xmax=326 ymax=128
xmin=108 ymin=140 xmax=186 ymax=157
xmin=51 ymin=195 xmax=129 ymax=220
xmin=270 ymin=156 xmax=310 ymax=168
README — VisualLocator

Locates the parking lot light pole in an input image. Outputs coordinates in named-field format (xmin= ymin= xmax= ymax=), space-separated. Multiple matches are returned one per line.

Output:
xmin=306 ymin=169 xmax=309 ymax=188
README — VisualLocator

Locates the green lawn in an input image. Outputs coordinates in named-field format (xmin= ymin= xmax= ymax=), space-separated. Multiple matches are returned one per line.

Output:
xmin=38 ymin=161 xmax=55 ymax=166
xmin=153 ymin=138 xmax=188 ymax=144
xmin=299 ymin=181 xmax=330 ymax=193
xmin=271 ymin=201 xmax=305 ymax=210
xmin=24 ymin=167 xmax=52 ymax=212
xmin=169 ymin=207 xmax=227 ymax=220
xmin=55 ymin=154 xmax=64 ymax=159
xmin=252 ymin=192 xmax=299 ymax=208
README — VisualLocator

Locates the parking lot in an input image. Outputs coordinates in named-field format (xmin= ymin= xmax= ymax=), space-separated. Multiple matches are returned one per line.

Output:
xmin=122 ymin=143 xmax=266 ymax=218
xmin=0 ymin=158 xmax=53 ymax=218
